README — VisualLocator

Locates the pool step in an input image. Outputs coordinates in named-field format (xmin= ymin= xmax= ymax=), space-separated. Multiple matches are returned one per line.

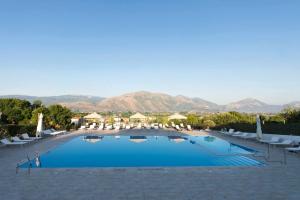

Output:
xmin=212 ymin=156 xmax=261 ymax=166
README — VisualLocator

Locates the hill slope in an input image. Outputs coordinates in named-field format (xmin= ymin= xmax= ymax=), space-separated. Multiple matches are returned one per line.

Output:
xmin=0 ymin=92 xmax=297 ymax=113
xmin=96 ymin=91 xmax=219 ymax=112
xmin=224 ymin=98 xmax=283 ymax=113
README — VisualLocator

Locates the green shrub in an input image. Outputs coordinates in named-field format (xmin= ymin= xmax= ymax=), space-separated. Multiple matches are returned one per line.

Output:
xmin=0 ymin=125 xmax=36 ymax=137
xmin=203 ymin=120 xmax=216 ymax=129
xmin=214 ymin=122 xmax=300 ymax=135
xmin=0 ymin=127 xmax=9 ymax=139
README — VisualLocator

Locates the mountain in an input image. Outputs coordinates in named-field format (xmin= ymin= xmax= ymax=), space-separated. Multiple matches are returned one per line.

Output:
xmin=96 ymin=91 xmax=219 ymax=112
xmin=224 ymin=98 xmax=283 ymax=113
xmin=284 ymin=101 xmax=300 ymax=109
xmin=0 ymin=92 xmax=297 ymax=113
xmin=0 ymin=95 xmax=105 ymax=111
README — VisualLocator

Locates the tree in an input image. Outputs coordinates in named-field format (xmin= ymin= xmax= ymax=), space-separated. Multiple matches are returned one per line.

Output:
xmin=281 ymin=107 xmax=300 ymax=123
xmin=267 ymin=115 xmax=286 ymax=124
xmin=32 ymin=100 xmax=43 ymax=109
xmin=48 ymin=105 xmax=73 ymax=129
xmin=0 ymin=127 xmax=8 ymax=138
xmin=186 ymin=114 xmax=199 ymax=127
xmin=31 ymin=106 xmax=51 ymax=127
xmin=107 ymin=116 xmax=115 ymax=125
xmin=6 ymin=108 xmax=23 ymax=124
xmin=121 ymin=111 xmax=133 ymax=118
xmin=203 ymin=120 xmax=216 ymax=129
xmin=156 ymin=116 xmax=168 ymax=125
xmin=0 ymin=98 xmax=34 ymax=124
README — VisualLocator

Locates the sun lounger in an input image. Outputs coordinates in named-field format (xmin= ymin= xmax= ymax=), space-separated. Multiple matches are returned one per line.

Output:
xmin=43 ymin=129 xmax=66 ymax=136
xmin=136 ymin=123 xmax=142 ymax=129
xmin=171 ymin=122 xmax=176 ymax=128
xmin=43 ymin=130 xmax=53 ymax=135
xmin=50 ymin=129 xmax=67 ymax=134
xmin=259 ymin=137 xmax=280 ymax=144
xmin=270 ymin=140 xmax=294 ymax=146
xmin=187 ymin=125 xmax=192 ymax=131
xmin=1 ymin=138 xmax=27 ymax=145
xmin=286 ymin=146 xmax=300 ymax=152
xmin=224 ymin=129 xmax=235 ymax=135
xmin=21 ymin=133 xmax=41 ymax=140
xmin=12 ymin=136 xmax=33 ymax=142
xmin=105 ymin=125 xmax=113 ymax=130
xmin=175 ymin=125 xmax=182 ymax=131
xmin=240 ymin=133 xmax=257 ymax=139
xmin=228 ymin=129 xmax=235 ymax=133
xmin=231 ymin=131 xmax=242 ymax=136
xmin=98 ymin=124 xmax=104 ymax=130
xmin=234 ymin=133 xmax=248 ymax=138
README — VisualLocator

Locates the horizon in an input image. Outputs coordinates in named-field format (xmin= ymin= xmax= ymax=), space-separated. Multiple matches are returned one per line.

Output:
xmin=1 ymin=1 xmax=300 ymax=104
xmin=0 ymin=90 xmax=298 ymax=106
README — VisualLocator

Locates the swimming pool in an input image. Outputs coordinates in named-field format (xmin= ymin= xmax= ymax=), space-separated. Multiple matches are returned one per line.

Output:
xmin=21 ymin=134 xmax=263 ymax=168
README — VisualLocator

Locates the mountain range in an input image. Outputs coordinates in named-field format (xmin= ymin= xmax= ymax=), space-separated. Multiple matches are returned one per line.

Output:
xmin=0 ymin=91 xmax=299 ymax=113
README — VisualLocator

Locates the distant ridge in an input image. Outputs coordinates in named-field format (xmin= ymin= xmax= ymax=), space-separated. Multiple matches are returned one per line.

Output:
xmin=0 ymin=92 xmax=298 ymax=113
xmin=0 ymin=95 xmax=105 ymax=111
xmin=95 ymin=91 xmax=219 ymax=112
xmin=223 ymin=98 xmax=283 ymax=113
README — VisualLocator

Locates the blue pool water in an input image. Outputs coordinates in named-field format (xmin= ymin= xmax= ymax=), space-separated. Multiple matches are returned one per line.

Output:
xmin=21 ymin=134 xmax=263 ymax=168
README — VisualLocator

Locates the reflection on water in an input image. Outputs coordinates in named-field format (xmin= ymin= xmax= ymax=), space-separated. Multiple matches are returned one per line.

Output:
xmin=204 ymin=136 xmax=216 ymax=142
xmin=20 ymin=134 xmax=262 ymax=168
xmin=168 ymin=136 xmax=188 ymax=143
xmin=83 ymin=135 xmax=103 ymax=143
xmin=129 ymin=136 xmax=147 ymax=143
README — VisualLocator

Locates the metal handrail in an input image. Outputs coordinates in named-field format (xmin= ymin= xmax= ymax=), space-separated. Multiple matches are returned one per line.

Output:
xmin=27 ymin=155 xmax=32 ymax=174
xmin=253 ymin=144 xmax=285 ymax=165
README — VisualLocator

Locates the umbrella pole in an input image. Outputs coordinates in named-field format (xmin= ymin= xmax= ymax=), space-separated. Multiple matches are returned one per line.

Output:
xmin=283 ymin=149 xmax=287 ymax=165
xmin=267 ymin=144 xmax=270 ymax=159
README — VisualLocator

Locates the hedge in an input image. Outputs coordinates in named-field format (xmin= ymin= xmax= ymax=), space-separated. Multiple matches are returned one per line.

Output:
xmin=0 ymin=125 xmax=36 ymax=138
xmin=214 ymin=122 xmax=300 ymax=136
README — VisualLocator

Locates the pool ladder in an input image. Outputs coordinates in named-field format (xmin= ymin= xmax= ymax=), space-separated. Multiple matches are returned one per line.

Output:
xmin=253 ymin=144 xmax=286 ymax=165
xmin=16 ymin=154 xmax=33 ymax=175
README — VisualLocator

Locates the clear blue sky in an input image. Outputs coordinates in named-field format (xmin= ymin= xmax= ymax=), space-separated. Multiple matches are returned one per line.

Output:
xmin=0 ymin=0 xmax=299 ymax=104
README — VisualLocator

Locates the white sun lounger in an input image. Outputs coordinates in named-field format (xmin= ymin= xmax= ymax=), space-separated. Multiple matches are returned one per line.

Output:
xmin=43 ymin=129 xmax=66 ymax=136
xmin=50 ymin=129 xmax=66 ymax=135
xmin=22 ymin=133 xmax=40 ymax=140
xmin=12 ymin=136 xmax=33 ymax=143
xmin=224 ymin=129 xmax=235 ymax=135
xmin=286 ymin=146 xmax=300 ymax=152
xmin=98 ymin=124 xmax=104 ymax=130
xmin=231 ymin=132 xmax=246 ymax=137
xmin=187 ymin=125 xmax=192 ymax=131
xmin=259 ymin=137 xmax=280 ymax=144
xmin=1 ymin=138 xmax=27 ymax=145
xmin=240 ymin=133 xmax=257 ymax=139
xmin=232 ymin=132 xmax=247 ymax=137
xmin=270 ymin=140 xmax=294 ymax=146
xmin=230 ymin=131 xmax=242 ymax=136
xmin=175 ymin=125 xmax=182 ymax=131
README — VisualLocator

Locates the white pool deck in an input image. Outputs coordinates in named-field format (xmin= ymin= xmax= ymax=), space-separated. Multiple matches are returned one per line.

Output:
xmin=0 ymin=130 xmax=300 ymax=200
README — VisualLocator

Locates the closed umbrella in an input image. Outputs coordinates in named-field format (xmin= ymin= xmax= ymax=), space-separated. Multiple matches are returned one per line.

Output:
xmin=256 ymin=115 xmax=263 ymax=140
xmin=36 ymin=113 xmax=43 ymax=138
